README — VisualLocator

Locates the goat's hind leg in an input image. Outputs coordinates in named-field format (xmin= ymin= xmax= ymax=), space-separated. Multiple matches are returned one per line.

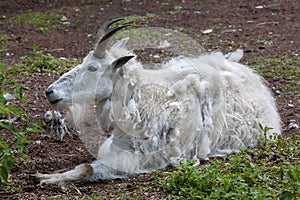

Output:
xmin=34 ymin=163 xmax=94 ymax=186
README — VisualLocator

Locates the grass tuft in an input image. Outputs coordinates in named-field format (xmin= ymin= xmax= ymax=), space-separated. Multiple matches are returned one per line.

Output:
xmin=12 ymin=12 xmax=70 ymax=33
xmin=16 ymin=46 xmax=79 ymax=75
xmin=246 ymin=56 xmax=300 ymax=97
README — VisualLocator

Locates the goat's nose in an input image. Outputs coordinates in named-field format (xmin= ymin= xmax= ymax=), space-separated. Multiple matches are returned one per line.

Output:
xmin=45 ymin=89 xmax=53 ymax=96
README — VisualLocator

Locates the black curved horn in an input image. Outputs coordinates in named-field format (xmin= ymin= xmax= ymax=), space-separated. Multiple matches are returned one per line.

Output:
xmin=94 ymin=18 xmax=131 ymax=59
xmin=100 ymin=18 xmax=124 ymax=31
xmin=99 ymin=24 xmax=131 ymax=43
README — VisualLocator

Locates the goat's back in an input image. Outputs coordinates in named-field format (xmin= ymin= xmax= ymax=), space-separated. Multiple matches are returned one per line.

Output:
xmin=105 ymin=52 xmax=280 ymax=165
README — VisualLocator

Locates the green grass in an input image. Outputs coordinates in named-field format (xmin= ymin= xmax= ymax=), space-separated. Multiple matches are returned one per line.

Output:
xmin=115 ymin=14 xmax=156 ymax=27
xmin=246 ymin=56 xmax=300 ymax=98
xmin=0 ymin=61 xmax=43 ymax=187
xmin=156 ymin=133 xmax=300 ymax=199
xmin=167 ymin=5 xmax=184 ymax=15
xmin=0 ymin=33 xmax=9 ymax=54
xmin=85 ymin=14 xmax=157 ymax=40
xmin=12 ymin=46 xmax=79 ymax=75
xmin=12 ymin=11 xmax=70 ymax=32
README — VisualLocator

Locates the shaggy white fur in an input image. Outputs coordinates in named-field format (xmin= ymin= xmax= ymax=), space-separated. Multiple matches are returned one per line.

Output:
xmin=36 ymin=19 xmax=280 ymax=185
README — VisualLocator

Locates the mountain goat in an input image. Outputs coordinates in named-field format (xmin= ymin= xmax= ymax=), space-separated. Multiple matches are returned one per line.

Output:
xmin=35 ymin=18 xmax=281 ymax=185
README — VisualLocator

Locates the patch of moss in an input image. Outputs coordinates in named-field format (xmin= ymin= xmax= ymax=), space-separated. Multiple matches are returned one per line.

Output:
xmin=12 ymin=12 xmax=69 ymax=33
xmin=246 ymin=56 xmax=300 ymax=97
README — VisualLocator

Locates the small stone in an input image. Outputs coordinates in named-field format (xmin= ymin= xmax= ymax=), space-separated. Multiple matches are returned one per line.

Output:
xmin=158 ymin=40 xmax=171 ymax=48
xmin=288 ymin=122 xmax=299 ymax=130
xmin=255 ymin=5 xmax=264 ymax=9
xmin=202 ymin=29 xmax=213 ymax=34
xmin=287 ymin=103 xmax=294 ymax=108
xmin=275 ymin=90 xmax=281 ymax=95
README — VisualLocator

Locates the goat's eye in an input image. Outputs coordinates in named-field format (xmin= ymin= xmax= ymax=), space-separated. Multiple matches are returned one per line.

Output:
xmin=88 ymin=65 xmax=98 ymax=72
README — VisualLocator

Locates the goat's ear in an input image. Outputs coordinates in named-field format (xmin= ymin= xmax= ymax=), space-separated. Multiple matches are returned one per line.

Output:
xmin=103 ymin=55 xmax=134 ymax=78
xmin=111 ymin=55 xmax=135 ymax=71
xmin=110 ymin=37 xmax=129 ymax=50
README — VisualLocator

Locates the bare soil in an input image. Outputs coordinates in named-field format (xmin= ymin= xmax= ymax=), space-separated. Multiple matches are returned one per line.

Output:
xmin=0 ymin=0 xmax=299 ymax=199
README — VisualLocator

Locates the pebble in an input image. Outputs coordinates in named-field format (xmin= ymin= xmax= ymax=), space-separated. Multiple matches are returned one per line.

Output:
xmin=288 ymin=122 xmax=299 ymax=130
xmin=202 ymin=29 xmax=213 ymax=34
xmin=287 ymin=103 xmax=294 ymax=108
xmin=35 ymin=140 xmax=41 ymax=145
xmin=3 ymin=93 xmax=16 ymax=100
xmin=255 ymin=5 xmax=264 ymax=9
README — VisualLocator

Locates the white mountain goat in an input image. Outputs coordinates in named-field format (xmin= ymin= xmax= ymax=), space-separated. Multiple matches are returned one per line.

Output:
xmin=35 ymin=18 xmax=281 ymax=185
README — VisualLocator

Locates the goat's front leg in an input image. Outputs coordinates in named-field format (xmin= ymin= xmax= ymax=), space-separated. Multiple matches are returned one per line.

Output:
xmin=34 ymin=163 xmax=93 ymax=186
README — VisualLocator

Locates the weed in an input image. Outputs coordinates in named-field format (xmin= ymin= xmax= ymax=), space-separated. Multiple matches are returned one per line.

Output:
xmin=222 ymin=28 xmax=243 ymax=33
xmin=161 ymin=2 xmax=170 ymax=6
xmin=19 ymin=46 xmax=79 ymax=74
xmin=227 ymin=40 xmax=237 ymax=47
xmin=0 ymin=33 xmax=9 ymax=54
xmin=48 ymin=195 xmax=62 ymax=200
xmin=12 ymin=12 xmax=70 ymax=33
xmin=168 ymin=5 xmax=183 ymax=15
xmin=246 ymin=56 xmax=300 ymax=97
xmin=87 ymin=195 xmax=104 ymax=200
xmin=115 ymin=14 xmax=156 ymax=28
xmin=256 ymin=39 xmax=273 ymax=46
xmin=81 ymin=0 xmax=108 ymax=4
xmin=0 ymin=62 xmax=44 ymax=187
xmin=156 ymin=132 xmax=300 ymax=199
xmin=279 ymin=163 xmax=300 ymax=200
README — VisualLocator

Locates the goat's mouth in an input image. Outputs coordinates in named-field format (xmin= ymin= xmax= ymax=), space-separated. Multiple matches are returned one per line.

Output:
xmin=49 ymin=99 xmax=63 ymax=104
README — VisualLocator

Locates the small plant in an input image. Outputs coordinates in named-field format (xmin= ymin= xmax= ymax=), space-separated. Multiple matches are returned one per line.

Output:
xmin=156 ymin=131 xmax=300 ymax=199
xmin=222 ymin=28 xmax=243 ymax=34
xmin=256 ymin=39 xmax=272 ymax=46
xmin=114 ymin=14 xmax=156 ymax=28
xmin=259 ymin=123 xmax=275 ymax=143
xmin=0 ymin=64 xmax=44 ymax=187
xmin=279 ymin=163 xmax=300 ymax=200
xmin=88 ymin=195 xmax=105 ymax=200
xmin=168 ymin=5 xmax=183 ymax=15
xmin=12 ymin=11 xmax=70 ymax=33
xmin=19 ymin=46 xmax=79 ymax=74
xmin=246 ymin=56 xmax=300 ymax=97
xmin=0 ymin=33 xmax=9 ymax=53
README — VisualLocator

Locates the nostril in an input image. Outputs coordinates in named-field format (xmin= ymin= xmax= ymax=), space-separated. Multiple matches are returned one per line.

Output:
xmin=45 ymin=89 xmax=53 ymax=96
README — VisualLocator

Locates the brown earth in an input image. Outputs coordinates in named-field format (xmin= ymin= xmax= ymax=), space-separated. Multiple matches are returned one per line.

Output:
xmin=0 ymin=0 xmax=299 ymax=199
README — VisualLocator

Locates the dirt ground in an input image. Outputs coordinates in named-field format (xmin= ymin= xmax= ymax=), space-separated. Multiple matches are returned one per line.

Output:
xmin=0 ymin=0 xmax=299 ymax=199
